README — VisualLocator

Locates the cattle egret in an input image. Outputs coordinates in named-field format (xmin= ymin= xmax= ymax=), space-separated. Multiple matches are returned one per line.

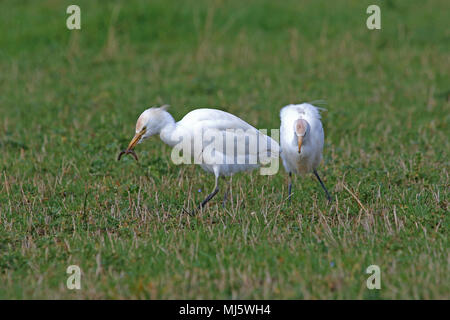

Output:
xmin=119 ymin=105 xmax=279 ymax=211
xmin=280 ymin=103 xmax=331 ymax=202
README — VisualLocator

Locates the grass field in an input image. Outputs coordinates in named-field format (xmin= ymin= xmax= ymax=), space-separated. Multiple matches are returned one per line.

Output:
xmin=0 ymin=0 xmax=449 ymax=299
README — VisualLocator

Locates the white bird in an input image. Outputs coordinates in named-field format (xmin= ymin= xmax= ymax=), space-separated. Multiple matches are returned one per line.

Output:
xmin=119 ymin=105 xmax=279 ymax=211
xmin=279 ymin=103 xmax=331 ymax=202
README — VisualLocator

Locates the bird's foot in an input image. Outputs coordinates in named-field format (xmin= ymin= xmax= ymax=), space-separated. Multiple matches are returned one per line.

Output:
xmin=182 ymin=207 xmax=196 ymax=216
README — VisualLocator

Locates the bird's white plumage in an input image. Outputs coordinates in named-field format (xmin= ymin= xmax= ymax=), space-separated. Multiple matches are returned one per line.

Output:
xmin=174 ymin=108 xmax=279 ymax=176
xmin=280 ymin=103 xmax=324 ymax=175
xmin=134 ymin=106 xmax=279 ymax=177
xmin=128 ymin=106 xmax=279 ymax=208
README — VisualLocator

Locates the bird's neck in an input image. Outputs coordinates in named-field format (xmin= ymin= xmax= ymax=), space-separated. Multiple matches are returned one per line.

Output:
xmin=159 ymin=112 xmax=178 ymax=147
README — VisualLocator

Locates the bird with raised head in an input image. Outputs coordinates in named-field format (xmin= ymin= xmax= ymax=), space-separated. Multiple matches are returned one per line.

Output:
xmin=279 ymin=103 xmax=331 ymax=203
xmin=119 ymin=105 xmax=279 ymax=212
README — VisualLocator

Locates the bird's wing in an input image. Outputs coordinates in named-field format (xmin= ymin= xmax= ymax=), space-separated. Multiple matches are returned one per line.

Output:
xmin=178 ymin=108 xmax=256 ymax=131
xmin=178 ymin=108 xmax=279 ymax=161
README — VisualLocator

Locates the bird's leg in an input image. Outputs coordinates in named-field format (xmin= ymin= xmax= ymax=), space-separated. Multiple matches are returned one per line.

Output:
xmin=222 ymin=176 xmax=232 ymax=208
xmin=198 ymin=175 xmax=219 ymax=210
xmin=313 ymin=169 xmax=332 ymax=203
xmin=288 ymin=172 xmax=293 ymax=204
xmin=222 ymin=189 xmax=228 ymax=208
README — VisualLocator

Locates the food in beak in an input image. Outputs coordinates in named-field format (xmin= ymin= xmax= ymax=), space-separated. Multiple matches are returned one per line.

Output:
xmin=117 ymin=129 xmax=145 ymax=161
xmin=117 ymin=149 xmax=139 ymax=161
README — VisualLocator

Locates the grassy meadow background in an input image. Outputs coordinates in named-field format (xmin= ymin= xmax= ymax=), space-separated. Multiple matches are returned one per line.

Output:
xmin=0 ymin=0 xmax=448 ymax=299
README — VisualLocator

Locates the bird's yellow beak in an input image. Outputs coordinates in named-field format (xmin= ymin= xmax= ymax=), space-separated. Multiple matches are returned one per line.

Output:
xmin=298 ymin=136 xmax=303 ymax=153
xmin=126 ymin=128 xmax=146 ymax=151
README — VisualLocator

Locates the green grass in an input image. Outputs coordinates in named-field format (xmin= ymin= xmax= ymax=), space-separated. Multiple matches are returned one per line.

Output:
xmin=0 ymin=0 xmax=449 ymax=299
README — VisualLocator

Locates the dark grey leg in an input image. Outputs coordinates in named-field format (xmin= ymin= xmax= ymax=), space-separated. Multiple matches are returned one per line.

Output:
xmin=222 ymin=188 xmax=229 ymax=208
xmin=198 ymin=174 xmax=220 ymax=210
xmin=221 ymin=176 xmax=232 ymax=208
xmin=199 ymin=187 xmax=219 ymax=209
xmin=313 ymin=169 xmax=331 ymax=203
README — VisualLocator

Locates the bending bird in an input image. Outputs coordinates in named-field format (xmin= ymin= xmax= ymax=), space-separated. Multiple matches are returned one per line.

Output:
xmin=119 ymin=105 xmax=279 ymax=211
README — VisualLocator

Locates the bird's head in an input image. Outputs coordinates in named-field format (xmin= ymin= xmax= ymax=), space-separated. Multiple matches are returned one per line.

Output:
xmin=294 ymin=119 xmax=310 ymax=153
xmin=118 ymin=105 xmax=170 ymax=160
